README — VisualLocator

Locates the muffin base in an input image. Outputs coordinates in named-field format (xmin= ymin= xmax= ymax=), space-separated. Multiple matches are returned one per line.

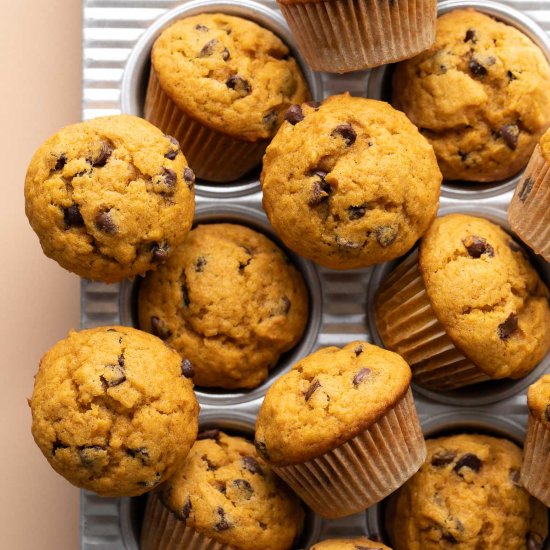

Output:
xmin=521 ymin=412 xmax=550 ymax=507
xmin=375 ymin=251 xmax=491 ymax=391
xmin=141 ymin=493 xmax=234 ymax=550
xmin=144 ymin=69 xmax=267 ymax=183
xmin=272 ymin=388 xmax=426 ymax=518
xmin=278 ymin=0 xmax=436 ymax=73
xmin=508 ymin=145 xmax=550 ymax=262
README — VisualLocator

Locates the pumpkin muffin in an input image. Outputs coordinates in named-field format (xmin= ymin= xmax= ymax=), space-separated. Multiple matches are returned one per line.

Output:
xmin=311 ymin=538 xmax=392 ymax=549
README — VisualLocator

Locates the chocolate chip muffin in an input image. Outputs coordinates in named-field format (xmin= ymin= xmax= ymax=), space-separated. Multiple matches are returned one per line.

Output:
xmin=141 ymin=431 xmax=304 ymax=550
xmin=30 ymin=326 xmax=199 ymax=497
xmin=261 ymin=94 xmax=442 ymax=270
xmin=376 ymin=214 xmax=550 ymax=390
xmin=25 ymin=115 xmax=194 ymax=283
xmin=255 ymin=342 xmax=426 ymax=518
xmin=521 ymin=374 xmax=550 ymax=507
xmin=392 ymin=9 xmax=550 ymax=182
xmin=311 ymin=538 xmax=392 ymax=550
xmin=138 ymin=223 xmax=309 ymax=390
xmin=387 ymin=434 xmax=548 ymax=549
xmin=146 ymin=13 xmax=310 ymax=182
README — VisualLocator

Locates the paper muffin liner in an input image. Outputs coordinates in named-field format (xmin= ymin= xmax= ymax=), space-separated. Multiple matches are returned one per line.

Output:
xmin=521 ymin=412 xmax=550 ymax=507
xmin=141 ymin=492 xmax=234 ymax=550
xmin=277 ymin=0 xmax=436 ymax=73
xmin=272 ymin=388 xmax=426 ymax=518
xmin=508 ymin=145 xmax=550 ymax=262
xmin=375 ymin=251 xmax=491 ymax=391
xmin=144 ymin=68 xmax=267 ymax=183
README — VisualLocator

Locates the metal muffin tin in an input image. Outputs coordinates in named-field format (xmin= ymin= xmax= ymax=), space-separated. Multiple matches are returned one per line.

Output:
xmin=80 ymin=0 xmax=550 ymax=547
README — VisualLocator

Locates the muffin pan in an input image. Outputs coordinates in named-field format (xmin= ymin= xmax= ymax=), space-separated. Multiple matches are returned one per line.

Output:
xmin=80 ymin=0 xmax=550 ymax=547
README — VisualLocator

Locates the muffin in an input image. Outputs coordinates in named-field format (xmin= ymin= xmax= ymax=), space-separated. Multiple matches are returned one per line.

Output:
xmin=145 ymin=13 xmax=310 ymax=182
xmin=138 ymin=223 xmax=309 ymax=389
xmin=387 ymin=434 xmax=548 ymax=549
xmin=261 ymin=94 xmax=442 ymax=270
xmin=30 ymin=326 xmax=199 ymax=497
xmin=392 ymin=9 xmax=550 ymax=182
xmin=508 ymin=128 xmax=550 ymax=261
xmin=521 ymin=374 xmax=550 ymax=506
xmin=25 ymin=114 xmax=194 ymax=283
xmin=141 ymin=430 xmax=304 ymax=550
xmin=254 ymin=341 xmax=426 ymax=518
xmin=375 ymin=214 xmax=550 ymax=390
xmin=277 ymin=0 xmax=436 ymax=73
xmin=311 ymin=538 xmax=392 ymax=550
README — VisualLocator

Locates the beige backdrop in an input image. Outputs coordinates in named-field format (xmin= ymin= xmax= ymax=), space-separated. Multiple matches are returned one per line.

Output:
xmin=1 ymin=0 xmax=82 ymax=548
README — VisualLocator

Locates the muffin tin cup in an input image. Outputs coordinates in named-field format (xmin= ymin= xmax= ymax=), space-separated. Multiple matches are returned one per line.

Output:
xmin=277 ymin=0 xmax=436 ymax=73
xmin=521 ymin=413 xmax=550 ymax=507
xmin=366 ymin=0 xmax=550 ymax=201
xmin=508 ymin=145 xmax=550 ymax=262
xmin=272 ymin=388 xmax=426 ymax=519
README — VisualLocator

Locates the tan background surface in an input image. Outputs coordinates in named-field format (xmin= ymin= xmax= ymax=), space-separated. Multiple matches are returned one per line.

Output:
xmin=0 ymin=0 xmax=82 ymax=548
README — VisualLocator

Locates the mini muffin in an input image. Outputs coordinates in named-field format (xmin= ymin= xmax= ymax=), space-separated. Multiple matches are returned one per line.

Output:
xmin=261 ymin=94 xmax=442 ymax=270
xmin=146 ymin=13 xmax=310 ymax=182
xmin=522 ymin=374 xmax=550 ymax=506
xmin=277 ymin=0 xmax=436 ymax=73
xmin=141 ymin=430 xmax=304 ymax=550
xmin=30 ymin=326 xmax=199 ymax=497
xmin=138 ymin=223 xmax=309 ymax=389
xmin=393 ymin=9 xmax=550 ymax=182
xmin=255 ymin=342 xmax=426 ymax=518
xmin=375 ymin=214 xmax=550 ymax=390
xmin=387 ymin=434 xmax=548 ymax=549
xmin=311 ymin=538 xmax=392 ymax=550
xmin=509 ymin=128 xmax=550 ymax=261
xmin=25 ymin=115 xmax=194 ymax=283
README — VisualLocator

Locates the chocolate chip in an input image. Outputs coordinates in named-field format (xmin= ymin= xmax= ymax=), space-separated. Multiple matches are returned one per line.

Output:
xmin=255 ymin=440 xmax=269 ymax=460
xmin=285 ymin=104 xmax=304 ymax=125
xmin=182 ymin=283 xmax=190 ymax=307
xmin=222 ymin=48 xmax=230 ymax=61
xmin=164 ymin=135 xmax=180 ymax=160
xmin=55 ymin=154 xmax=67 ymax=170
xmin=518 ymin=177 xmax=534 ymax=202
xmin=163 ymin=167 xmax=177 ymax=189
xmin=226 ymin=75 xmax=251 ymax=96
xmin=151 ymin=242 xmax=168 ymax=263
xmin=354 ymin=345 xmax=363 ymax=356
xmin=306 ymin=100 xmax=321 ymax=109
xmin=331 ymin=123 xmax=356 ymax=146
xmin=126 ymin=447 xmax=150 ymax=466
xmin=458 ymin=150 xmax=469 ymax=162
xmin=195 ymin=256 xmax=207 ymax=272
xmin=100 ymin=364 xmax=126 ymax=390
xmin=464 ymin=28 xmax=477 ymax=43
xmin=308 ymin=172 xmax=331 ymax=206
xmin=232 ymin=479 xmax=253 ymax=499
xmin=215 ymin=482 xmax=226 ymax=494
xmin=453 ymin=453 xmax=482 ymax=474
xmin=183 ymin=167 xmax=195 ymax=190
xmin=179 ymin=498 xmax=192 ymax=521
xmin=463 ymin=235 xmax=494 ymax=258
xmin=353 ymin=368 xmax=371 ymax=387
xmin=198 ymin=429 xmax=220 ymax=441
xmin=78 ymin=445 xmax=105 ymax=467
xmin=181 ymin=358 xmax=195 ymax=379
xmin=118 ymin=354 xmax=124 ymax=367
xmin=469 ymin=57 xmax=487 ymax=77
xmin=259 ymin=522 xmax=268 ymax=530
xmin=52 ymin=439 xmax=68 ymax=455
xmin=242 ymin=456 xmax=264 ymax=476
xmin=545 ymin=404 xmax=550 ymax=422
xmin=93 ymin=142 xmax=112 ymax=167
xmin=275 ymin=296 xmax=291 ymax=315
xmin=201 ymin=454 xmax=217 ymax=471
xmin=150 ymin=316 xmax=172 ymax=340
xmin=198 ymin=38 xmax=218 ymax=57
xmin=442 ymin=531 xmax=458 ymax=543
xmin=63 ymin=204 xmax=84 ymax=228
xmin=304 ymin=379 xmax=321 ymax=401
xmin=262 ymin=110 xmax=278 ymax=131
xmin=527 ymin=532 xmax=544 ymax=550
xmin=499 ymin=124 xmax=519 ymax=150
xmin=498 ymin=313 xmax=518 ymax=340
xmin=509 ymin=468 xmax=521 ymax=487
xmin=195 ymin=24 xmax=208 ymax=32
xmin=95 ymin=210 xmax=117 ymax=234
xmin=431 ymin=450 xmax=456 ymax=467
xmin=375 ymin=225 xmax=398 ymax=247
xmin=215 ymin=507 xmax=232 ymax=531
xmin=347 ymin=205 xmax=366 ymax=220
xmin=137 ymin=473 xmax=161 ymax=488
xmin=507 ymin=70 xmax=517 ymax=82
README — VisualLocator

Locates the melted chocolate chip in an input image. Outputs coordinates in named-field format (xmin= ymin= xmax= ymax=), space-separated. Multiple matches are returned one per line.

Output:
xmin=199 ymin=38 xmax=218 ymax=57
xmin=498 ymin=313 xmax=518 ymax=340
xmin=164 ymin=135 xmax=180 ymax=160
xmin=215 ymin=507 xmax=232 ymax=531
xmin=458 ymin=150 xmax=469 ymax=162
xmin=180 ymin=497 xmax=192 ymax=521
xmin=52 ymin=439 xmax=68 ymax=455
xmin=195 ymin=24 xmax=208 ymax=32
xmin=442 ymin=531 xmax=458 ymax=543
xmin=150 ymin=316 xmax=172 ymax=340
xmin=527 ymin=532 xmax=544 ymax=550
xmin=509 ymin=468 xmax=522 ymax=487
xmin=78 ymin=445 xmax=104 ymax=467
xmin=259 ymin=522 xmax=268 ymax=530
xmin=182 ymin=283 xmax=190 ymax=307
xmin=347 ymin=205 xmax=366 ymax=220
xmin=353 ymin=368 xmax=371 ymax=387
xmin=354 ymin=345 xmax=363 ymax=356
xmin=308 ymin=171 xmax=331 ymax=206
xmin=431 ymin=450 xmax=456 ymax=467
xmin=63 ymin=204 xmax=84 ymax=228
xmin=126 ymin=447 xmax=150 ymax=466
xmin=453 ymin=453 xmax=482 ymax=474
xmin=201 ymin=454 xmax=217 ymax=471
xmin=375 ymin=225 xmax=398 ymax=247
xmin=198 ymin=429 xmax=220 ymax=441
xmin=93 ymin=142 xmax=112 ymax=167
xmin=469 ymin=57 xmax=487 ymax=77
xmin=232 ymin=479 xmax=253 ymax=499
xmin=518 ymin=177 xmax=534 ymax=202
xmin=242 ymin=456 xmax=264 ymax=476
xmin=464 ymin=28 xmax=477 ymax=43
xmin=331 ymin=123 xmax=356 ymax=146
xmin=255 ymin=440 xmax=269 ymax=460
xmin=285 ymin=104 xmax=304 ymax=125
xmin=95 ymin=210 xmax=117 ymax=234
xmin=163 ymin=167 xmax=177 ymax=189
xmin=55 ymin=154 xmax=67 ymax=171
xmin=507 ymin=70 xmax=517 ymax=82
xmin=263 ymin=110 xmax=278 ymax=131
xmin=118 ymin=354 xmax=124 ymax=367
xmin=499 ymin=124 xmax=519 ymax=150
xmin=181 ymin=358 xmax=195 ymax=379
xmin=151 ymin=242 xmax=168 ymax=263
xmin=195 ymin=256 xmax=207 ymax=272
xmin=183 ymin=167 xmax=195 ymax=189
xmin=221 ymin=48 xmax=230 ymax=61
xmin=463 ymin=235 xmax=494 ymax=258
xmin=304 ymin=379 xmax=321 ymax=401
xmin=226 ymin=75 xmax=251 ymax=96
xmin=100 ymin=364 xmax=126 ymax=390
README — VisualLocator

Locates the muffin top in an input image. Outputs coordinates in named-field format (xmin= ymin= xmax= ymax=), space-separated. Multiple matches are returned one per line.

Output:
xmin=311 ymin=538 xmax=392 ymax=550
xmin=527 ymin=374 xmax=550 ymax=423
xmin=151 ymin=13 xmax=310 ymax=141
xmin=138 ymin=223 xmax=309 ymax=389
xmin=24 ymin=114 xmax=194 ymax=283
xmin=255 ymin=342 xmax=412 ymax=465
xmin=540 ymin=127 xmax=550 ymax=160
xmin=392 ymin=9 xmax=550 ymax=182
xmin=159 ymin=430 xmax=304 ymax=550
xmin=30 ymin=326 xmax=199 ymax=497
xmin=420 ymin=214 xmax=550 ymax=379
xmin=261 ymin=94 xmax=441 ymax=270
xmin=387 ymin=434 xmax=548 ymax=549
